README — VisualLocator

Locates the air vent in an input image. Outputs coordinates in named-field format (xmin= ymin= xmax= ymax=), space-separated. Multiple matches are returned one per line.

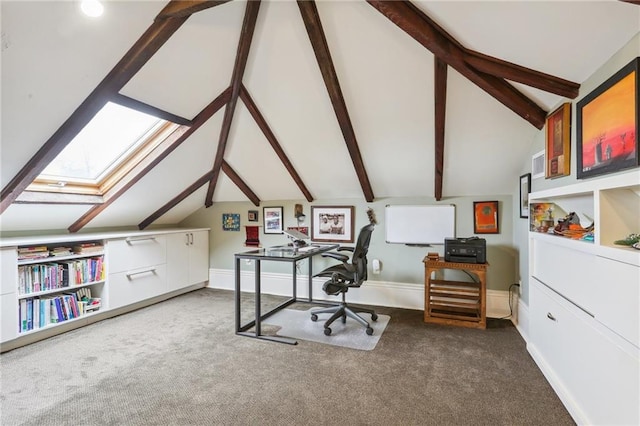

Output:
xmin=532 ymin=150 xmax=545 ymax=179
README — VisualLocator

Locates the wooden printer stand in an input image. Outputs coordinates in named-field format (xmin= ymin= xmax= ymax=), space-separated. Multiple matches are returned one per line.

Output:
xmin=422 ymin=258 xmax=488 ymax=329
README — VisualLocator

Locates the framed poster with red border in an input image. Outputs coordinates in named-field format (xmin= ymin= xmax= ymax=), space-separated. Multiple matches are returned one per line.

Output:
xmin=473 ymin=201 xmax=499 ymax=234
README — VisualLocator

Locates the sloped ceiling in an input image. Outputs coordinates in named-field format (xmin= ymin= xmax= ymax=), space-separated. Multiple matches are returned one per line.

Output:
xmin=1 ymin=0 xmax=639 ymax=232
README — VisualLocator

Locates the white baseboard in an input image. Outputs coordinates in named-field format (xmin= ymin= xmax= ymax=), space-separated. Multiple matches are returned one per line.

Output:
xmin=515 ymin=297 xmax=529 ymax=342
xmin=208 ymin=268 xmax=512 ymax=318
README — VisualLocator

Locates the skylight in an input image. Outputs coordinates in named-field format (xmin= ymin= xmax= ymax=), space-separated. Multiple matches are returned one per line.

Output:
xmin=39 ymin=102 xmax=164 ymax=184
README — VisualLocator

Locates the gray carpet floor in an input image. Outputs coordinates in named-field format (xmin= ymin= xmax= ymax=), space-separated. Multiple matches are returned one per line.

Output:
xmin=0 ymin=288 xmax=574 ymax=425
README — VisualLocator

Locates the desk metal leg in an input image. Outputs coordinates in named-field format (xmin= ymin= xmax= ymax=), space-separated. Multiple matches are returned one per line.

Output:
xmin=308 ymin=256 xmax=313 ymax=302
xmin=255 ymin=260 xmax=261 ymax=337
xmin=235 ymin=257 xmax=241 ymax=333
xmin=292 ymin=262 xmax=297 ymax=300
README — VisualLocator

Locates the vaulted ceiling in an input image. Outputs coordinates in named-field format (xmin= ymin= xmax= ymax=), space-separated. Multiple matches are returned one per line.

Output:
xmin=1 ymin=0 xmax=639 ymax=232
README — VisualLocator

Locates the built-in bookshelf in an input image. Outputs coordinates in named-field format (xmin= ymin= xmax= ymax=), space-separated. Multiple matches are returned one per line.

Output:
xmin=1 ymin=228 xmax=210 ymax=352
xmin=16 ymin=241 xmax=105 ymax=335
xmin=527 ymin=170 xmax=639 ymax=425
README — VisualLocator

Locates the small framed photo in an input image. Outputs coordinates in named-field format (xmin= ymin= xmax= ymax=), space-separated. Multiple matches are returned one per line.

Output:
xmin=577 ymin=57 xmax=639 ymax=179
xmin=545 ymin=102 xmax=571 ymax=178
xmin=263 ymin=206 xmax=283 ymax=234
xmin=222 ymin=213 xmax=240 ymax=231
xmin=519 ymin=173 xmax=531 ymax=219
xmin=248 ymin=210 xmax=258 ymax=222
xmin=473 ymin=201 xmax=499 ymax=234
xmin=311 ymin=206 xmax=355 ymax=243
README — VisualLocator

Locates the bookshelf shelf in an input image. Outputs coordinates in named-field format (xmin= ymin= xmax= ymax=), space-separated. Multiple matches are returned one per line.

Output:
xmin=17 ymin=280 xmax=105 ymax=299
xmin=17 ymin=251 xmax=105 ymax=266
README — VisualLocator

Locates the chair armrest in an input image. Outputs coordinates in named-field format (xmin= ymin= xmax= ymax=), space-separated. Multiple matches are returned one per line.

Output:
xmin=337 ymin=246 xmax=355 ymax=253
xmin=321 ymin=252 xmax=350 ymax=262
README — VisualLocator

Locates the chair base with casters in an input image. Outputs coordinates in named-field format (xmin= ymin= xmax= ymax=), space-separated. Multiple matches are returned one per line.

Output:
xmin=310 ymin=280 xmax=378 ymax=336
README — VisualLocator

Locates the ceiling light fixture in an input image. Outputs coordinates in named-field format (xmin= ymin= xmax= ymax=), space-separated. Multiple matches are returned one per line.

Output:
xmin=80 ymin=0 xmax=104 ymax=18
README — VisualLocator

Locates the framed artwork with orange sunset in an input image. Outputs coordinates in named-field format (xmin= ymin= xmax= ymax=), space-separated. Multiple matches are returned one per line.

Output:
xmin=577 ymin=57 xmax=639 ymax=179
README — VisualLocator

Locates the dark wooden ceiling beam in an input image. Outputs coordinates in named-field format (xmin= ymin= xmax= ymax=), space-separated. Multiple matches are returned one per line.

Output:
xmin=366 ymin=0 xmax=547 ymax=129
xmin=138 ymin=169 xmax=216 ymax=230
xmin=205 ymin=0 xmax=261 ymax=207
xmin=221 ymin=160 xmax=260 ymax=206
xmin=0 ymin=16 xmax=188 ymax=215
xmin=297 ymin=0 xmax=375 ymax=202
xmin=434 ymin=57 xmax=447 ymax=201
xmin=463 ymin=51 xmax=579 ymax=99
xmin=156 ymin=0 xmax=232 ymax=19
xmin=240 ymin=85 xmax=314 ymax=202
xmin=112 ymin=93 xmax=193 ymax=126
xmin=69 ymin=87 xmax=231 ymax=232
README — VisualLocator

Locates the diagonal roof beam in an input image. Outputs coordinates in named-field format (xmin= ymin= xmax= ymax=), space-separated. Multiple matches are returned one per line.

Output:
xmin=297 ymin=0 xmax=375 ymax=202
xmin=463 ymin=51 xmax=579 ymax=99
xmin=139 ymin=169 xmax=216 ymax=230
xmin=240 ymin=85 xmax=314 ymax=202
xmin=0 ymin=15 xmax=188 ymax=214
xmin=205 ymin=0 xmax=261 ymax=207
xmin=221 ymin=160 xmax=261 ymax=206
xmin=69 ymin=88 xmax=231 ymax=233
xmin=156 ymin=0 xmax=233 ymax=19
xmin=434 ymin=57 xmax=447 ymax=201
xmin=367 ymin=0 xmax=548 ymax=129
xmin=112 ymin=93 xmax=192 ymax=126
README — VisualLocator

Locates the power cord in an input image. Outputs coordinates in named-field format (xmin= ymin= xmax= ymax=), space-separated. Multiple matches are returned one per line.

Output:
xmin=497 ymin=283 xmax=520 ymax=320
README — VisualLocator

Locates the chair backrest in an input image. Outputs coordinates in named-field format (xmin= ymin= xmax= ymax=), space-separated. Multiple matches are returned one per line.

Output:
xmin=351 ymin=223 xmax=375 ymax=282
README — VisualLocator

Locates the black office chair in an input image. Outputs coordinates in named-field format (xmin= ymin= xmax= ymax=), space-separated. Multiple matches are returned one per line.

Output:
xmin=310 ymin=223 xmax=378 ymax=336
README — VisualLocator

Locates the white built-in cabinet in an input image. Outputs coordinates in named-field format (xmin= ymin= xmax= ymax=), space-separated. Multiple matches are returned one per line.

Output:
xmin=528 ymin=171 xmax=639 ymax=425
xmin=166 ymin=230 xmax=209 ymax=293
xmin=0 ymin=228 xmax=209 ymax=352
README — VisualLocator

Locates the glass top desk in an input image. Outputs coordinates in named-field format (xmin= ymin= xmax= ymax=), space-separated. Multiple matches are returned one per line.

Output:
xmin=234 ymin=244 xmax=339 ymax=344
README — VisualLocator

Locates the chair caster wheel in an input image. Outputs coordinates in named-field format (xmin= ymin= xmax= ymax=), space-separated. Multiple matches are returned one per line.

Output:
xmin=371 ymin=313 xmax=378 ymax=321
xmin=311 ymin=314 xmax=318 ymax=322
xmin=366 ymin=327 xmax=374 ymax=335
xmin=324 ymin=328 xmax=332 ymax=336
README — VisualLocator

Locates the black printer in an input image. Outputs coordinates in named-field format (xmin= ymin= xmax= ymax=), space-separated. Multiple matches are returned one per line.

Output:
xmin=444 ymin=237 xmax=486 ymax=264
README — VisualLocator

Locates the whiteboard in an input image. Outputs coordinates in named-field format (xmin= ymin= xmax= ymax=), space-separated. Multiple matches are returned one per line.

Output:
xmin=385 ymin=205 xmax=455 ymax=245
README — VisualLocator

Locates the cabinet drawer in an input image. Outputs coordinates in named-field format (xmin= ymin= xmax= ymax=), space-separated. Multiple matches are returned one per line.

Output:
xmin=532 ymin=239 xmax=597 ymax=314
xmin=594 ymin=256 xmax=639 ymax=347
xmin=108 ymin=264 xmax=166 ymax=309
xmin=530 ymin=279 xmax=639 ymax=425
xmin=107 ymin=236 xmax=166 ymax=274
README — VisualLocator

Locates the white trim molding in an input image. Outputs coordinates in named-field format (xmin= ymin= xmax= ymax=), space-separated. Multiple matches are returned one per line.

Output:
xmin=208 ymin=268 xmax=513 ymax=318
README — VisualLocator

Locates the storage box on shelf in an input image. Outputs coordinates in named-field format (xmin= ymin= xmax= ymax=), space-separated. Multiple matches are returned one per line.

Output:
xmin=0 ymin=228 xmax=209 ymax=352
xmin=528 ymin=170 xmax=639 ymax=425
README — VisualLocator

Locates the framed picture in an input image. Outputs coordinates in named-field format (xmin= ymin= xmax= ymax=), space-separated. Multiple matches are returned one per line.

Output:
xmin=263 ymin=206 xmax=283 ymax=234
xmin=545 ymin=103 xmax=571 ymax=178
xmin=519 ymin=173 xmax=531 ymax=218
xmin=311 ymin=206 xmax=355 ymax=243
xmin=248 ymin=210 xmax=258 ymax=222
xmin=577 ymin=57 xmax=639 ymax=179
xmin=473 ymin=201 xmax=499 ymax=234
xmin=222 ymin=213 xmax=240 ymax=231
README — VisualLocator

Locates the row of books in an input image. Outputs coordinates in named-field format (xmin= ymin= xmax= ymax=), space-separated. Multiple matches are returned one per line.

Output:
xmin=18 ymin=256 xmax=105 ymax=295
xmin=17 ymin=242 xmax=104 ymax=261
xmin=19 ymin=293 xmax=102 ymax=333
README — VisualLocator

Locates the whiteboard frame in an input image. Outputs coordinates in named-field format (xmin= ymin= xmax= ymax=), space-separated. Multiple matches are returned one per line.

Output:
xmin=384 ymin=204 xmax=456 ymax=245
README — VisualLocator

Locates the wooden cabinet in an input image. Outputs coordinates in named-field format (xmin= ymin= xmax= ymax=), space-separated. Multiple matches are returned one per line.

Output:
xmin=423 ymin=258 xmax=488 ymax=329
xmin=528 ymin=170 xmax=639 ymax=425
xmin=0 ymin=228 xmax=209 ymax=351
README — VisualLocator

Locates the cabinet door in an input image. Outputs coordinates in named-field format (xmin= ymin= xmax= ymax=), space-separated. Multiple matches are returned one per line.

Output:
xmin=166 ymin=233 xmax=189 ymax=292
xmin=188 ymin=231 xmax=209 ymax=285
